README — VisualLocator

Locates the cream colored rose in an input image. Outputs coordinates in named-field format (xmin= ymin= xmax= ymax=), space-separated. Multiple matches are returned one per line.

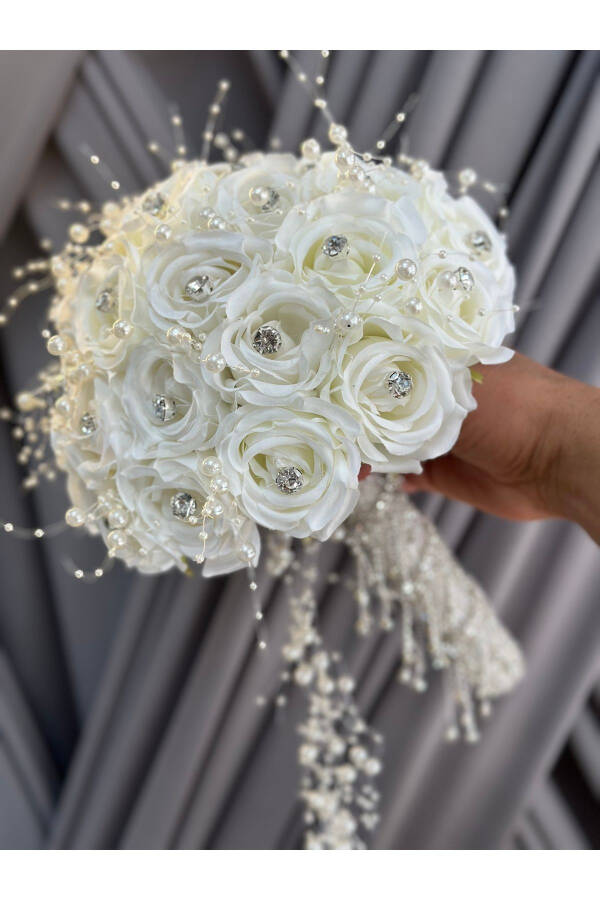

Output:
xmin=201 ymin=270 xmax=337 ymax=404
xmin=217 ymin=399 xmax=361 ymax=540
xmin=214 ymin=153 xmax=303 ymax=238
xmin=275 ymin=190 xmax=426 ymax=302
xmin=135 ymin=230 xmax=271 ymax=339
xmin=320 ymin=316 xmax=475 ymax=472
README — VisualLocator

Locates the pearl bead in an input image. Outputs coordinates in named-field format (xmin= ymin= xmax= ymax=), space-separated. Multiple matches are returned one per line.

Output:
xmin=54 ymin=396 xmax=71 ymax=416
xmin=155 ymin=223 xmax=172 ymax=241
xmin=166 ymin=325 xmax=185 ymax=345
xmin=203 ymin=353 xmax=226 ymax=373
xmin=210 ymin=475 xmax=229 ymax=493
xmin=328 ymin=123 xmax=348 ymax=145
xmin=47 ymin=335 xmax=68 ymax=356
xmin=112 ymin=319 xmax=133 ymax=339
xmin=68 ymin=223 xmax=89 ymax=244
xmin=108 ymin=508 xmax=129 ymax=529
xmin=107 ymin=529 xmax=128 ymax=550
xmin=395 ymin=258 xmax=417 ymax=281
xmin=203 ymin=497 xmax=224 ymax=518
xmin=364 ymin=758 xmax=382 ymax=776
xmin=349 ymin=746 xmax=368 ymax=766
xmin=458 ymin=167 xmax=477 ymax=187
xmin=301 ymin=138 xmax=321 ymax=161
xmin=201 ymin=456 xmax=222 ymax=476
xmin=65 ymin=507 xmax=85 ymax=528
xmin=294 ymin=664 xmax=314 ymax=686
xmin=404 ymin=297 xmax=423 ymax=314
xmin=333 ymin=311 xmax=362 ymax=338
xmin=238 ymin=543 xmax=256 ymax=563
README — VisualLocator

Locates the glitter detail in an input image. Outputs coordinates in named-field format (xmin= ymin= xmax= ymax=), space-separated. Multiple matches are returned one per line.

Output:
xmin=184 ymin=274 xmax=213 ymax=301
xmin=321 ymin=234 xmax=349 ymax=258
xmin=468 ymin=230 xmax=492 ymax=257
xmin=142 ymin=192 xmax=166 ymax=216
xmin=170 ymin=492 xmax=197 ymax=521
xmin=276 ymin=466 xmax=304 ymax=494
xmin=454 ymin=266 xmax=475 ymax=292
xmin=253 ymin=324 xmax=282 ymax=355
xmin=153 ymin=394 xmax=177 ymax=422
xmin=387 ymin=370 xmax=413 ymax=399
xmin=95 ymin=288 xmax=115 ymax=312
xmin=79 ymin=412 xmax=97 ymax=436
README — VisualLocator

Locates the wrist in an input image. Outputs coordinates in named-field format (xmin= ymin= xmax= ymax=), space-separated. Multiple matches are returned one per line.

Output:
xmin=544 ymin=376 xmax=600 ymax=543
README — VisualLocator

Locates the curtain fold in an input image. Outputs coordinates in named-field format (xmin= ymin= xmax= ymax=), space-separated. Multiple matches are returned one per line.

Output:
xmin=0 ymin=49 xmax=598 ymax=850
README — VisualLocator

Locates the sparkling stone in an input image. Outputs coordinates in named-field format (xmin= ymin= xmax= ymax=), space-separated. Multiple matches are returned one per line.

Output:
xmin=249 ymin=186 xmax=280 ymax=211
xmin=95 ymin=288 xmax=115 ymax=312
xmin=276 ymin=466 xmax=304 ymax=494
xmin=79 ymin=412 xmax=97 ymax=435
xmin=468 ymin=230 xmax=492 ymax=257
xmin=321 ymin=234 xmax=349 ymax=258
xmin=387 ymin=370 xmax=413 ymax=399
xmin=253 ymin=324 xmax=282 ymax=355
xmin=184 ymin=274 xmax=213 ymax=301
xmin=170 ymin=491 xmax=197 ymax=521
xmin=153 ymin=394 xmax=177 ymax=422
xmin=395 ymin=258 xmax=417 ymax=281
xmin=142 ymin=192 xmax=165 ymax=216
xmin=454 ymin=266 xmax=475 ymax=292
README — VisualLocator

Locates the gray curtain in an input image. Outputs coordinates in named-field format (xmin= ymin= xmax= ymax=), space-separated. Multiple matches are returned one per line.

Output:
xmin=0 ymin=50 xmax=598 ymax=850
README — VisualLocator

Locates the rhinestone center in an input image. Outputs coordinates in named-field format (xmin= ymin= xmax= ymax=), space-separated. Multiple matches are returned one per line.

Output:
xmin=387 ymin=370 xmax=413 ymax=400
xmin=468 ymin=230 xmax=492 ymax=257
xmin=170 ymin=491 xmax=197 ymax=521
xmin=253 ymin=324 xmax=283 ymax=355
xmin=79 ymin=412 xmax=97 ymax=435
xmin=142 ymin=192 xmax=166 ymax=216
xmin=184 ymin=274 xmax=213 ymax=301
xmin=95 ymin=288 xmax=115 ymax=313
xmin=454 ymin=266 xmax=475 ymax=292
xmin=153 ymin=394 xmax=177 ymax=422
xmin=276 ymin=466 xmax=304 ymax=494
xmin=322 ymin=234 xmax=349 ymax=258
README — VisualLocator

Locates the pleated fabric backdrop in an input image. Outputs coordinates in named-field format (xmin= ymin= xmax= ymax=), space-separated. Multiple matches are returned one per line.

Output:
xmin=0 ymin=50 xmax=598 ymax=850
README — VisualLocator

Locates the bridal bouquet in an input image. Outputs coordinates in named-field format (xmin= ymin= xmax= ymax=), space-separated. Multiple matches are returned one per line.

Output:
xmin=43 ymin=127 xmax=515 ymax=577
xmin=3 ymin=60 xmax=524 ymax=848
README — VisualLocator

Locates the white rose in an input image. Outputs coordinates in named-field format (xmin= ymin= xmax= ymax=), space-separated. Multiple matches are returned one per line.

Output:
xmin=214 ymin=153 xmax=303 ymax=238
xmin=320 ymin=315 xmax=474 ymax=472
xmin=217 ymin=399 xmax=361 ymax=540
xmin=201 ymin=270 xmax=337 ymax=404
xmin=97 ymin=338 xmax=227 ymax=461
xmin=115 ymin=455 xmax=260 ymax=576
xmin=275 ymin=190 xmax=427 ymax=302
xmin=136 ymin=230 xmax=271 ymax=338
xmin=411 ymin=252 xmax=515 ymax=365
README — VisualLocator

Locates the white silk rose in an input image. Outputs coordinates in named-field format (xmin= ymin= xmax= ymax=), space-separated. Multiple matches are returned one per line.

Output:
xmin=136 ymin=231 xmax=271 ymax=339
xmin=275 ymin=191 xmax=427 ymax=302
xmin=217 ymin=399 xmax=361 ymax=540
xmin=201 ymin=271 xmax=337 ymax=404
xmin=320 ymin=316 xmax=475 ymax=473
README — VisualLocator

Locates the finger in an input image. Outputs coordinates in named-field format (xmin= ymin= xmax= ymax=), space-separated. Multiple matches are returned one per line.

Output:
xmin=358 ymin=463 xmax=371 ymax=481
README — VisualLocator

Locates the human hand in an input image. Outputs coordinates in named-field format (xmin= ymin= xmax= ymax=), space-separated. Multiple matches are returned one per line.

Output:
xmin=360 ymin=352 xmax=600 ymax=543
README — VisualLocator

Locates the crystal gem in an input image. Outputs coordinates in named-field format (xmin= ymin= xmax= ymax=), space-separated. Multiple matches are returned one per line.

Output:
xmin=184 ymin=274 xmax=213 ymax=301
xmin=321 ymin=234 xmax=349 ymax=258
xmin=387 ymin=370 xmax=413 ymax=399
xmin=454 ymin=266 xmax=475 ymax=292
xmin=276 ymin=466 xmax=304 ymax=494
xmin=170 ymin=491 xmax=197 ymax=521
xmin=252 ymin=324 xmax=282 ymax=355
xmin=79 ymin=412 xmax=97 ymax=435
xmin=142 ymin=192 xmax=165 ymax=216
xmin=255 ymin=187 xmax=280 ymax=211
xmin=95 ymin=288 xmax=115 ymax=312
xmin=153 ymin=394 xmax=177 ymax=422
xmin=468 ymin=230 xmax=492 ymax=257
